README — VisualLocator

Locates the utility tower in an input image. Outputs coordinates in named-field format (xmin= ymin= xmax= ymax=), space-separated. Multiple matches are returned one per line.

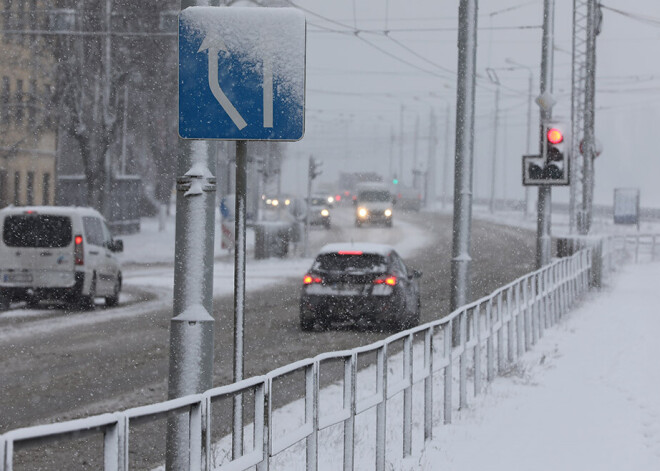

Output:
xmin=570 ymin=0 xmax=601 ymax=234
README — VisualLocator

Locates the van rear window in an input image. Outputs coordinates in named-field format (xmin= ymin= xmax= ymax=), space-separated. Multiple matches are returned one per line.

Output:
xmin=2 ymin=215 xmax=72 ymax=248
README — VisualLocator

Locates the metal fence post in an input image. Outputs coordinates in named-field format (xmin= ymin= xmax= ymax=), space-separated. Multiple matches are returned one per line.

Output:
xmin=496 ymin=293 xmax=505 ymax=372
xmin=424 ymin=328 xmax=434 ymax=442
xmin=343 ymin=354 xmax=356 ymax=471
xmin=523 ymin=278 xmax=531 ymax=351
xmin=516 ymin=282 xmax=524 ymax=358
xmin=486 ymin=299 xmax=495 ymax=382
xmin=459 ymin=311 xmax=468 ymax=410
xmin=506 ymin=287 xmax=515 ymax=364
xmin=306 ymin=363 xmax=318 ymax=471
xmin=103 ymin=419 xmax=120 ymax=471
xmin=403 ymin=334 xmax=413 ymax=457
xmin=473 ymin=306 xmax=483 ymax=396
xmin=652 ymin=235 xmax=657 ymax=262
xmin=532 ymin=273 xmax=540 ymax=343
xmin=257 ymin=379 xmax=272 ymax=471
xmin=376 ymin=345 xmax=388 ymax=471
xmin=443 ymin=321 xmax=453 ymax=424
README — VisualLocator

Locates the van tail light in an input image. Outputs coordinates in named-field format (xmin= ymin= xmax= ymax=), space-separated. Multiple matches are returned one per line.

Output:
xmin=74 ymin=234 xmax=84 ymax=265
xmin=303 ymin=274 xmax=323 ymax=285
xmin=374 ymin=275 xmax=397 ymax=286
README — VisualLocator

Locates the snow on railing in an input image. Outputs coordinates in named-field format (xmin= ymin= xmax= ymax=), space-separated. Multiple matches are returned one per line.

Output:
xmin=4 ymin=238 xmax=650 ymax=471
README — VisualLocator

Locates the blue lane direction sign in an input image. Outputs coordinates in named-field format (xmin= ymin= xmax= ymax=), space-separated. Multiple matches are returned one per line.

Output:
xmin=179 ymin=7 xmax=306 ymax=141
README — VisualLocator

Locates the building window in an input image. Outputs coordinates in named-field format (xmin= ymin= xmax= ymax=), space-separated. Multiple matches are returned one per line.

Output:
xmin=28 ymin=79 xmax=36 ymax=127
xmin=1 ymin=76 xmax=9 ymax=125
xmin=15 ymin=79 xmax=23 ymax=125
xmin=13 ymin=170 xmax=20 ymax=205
xmin=42 ymin=172 xmax=50 ymax=205
xmin=26 ymin=171 xmax=34 ymax=205
xmin=29 ymin=0 xmax=37 ymax=31
xmin=0 ymin=169 xmax=7 ymax=207
xmin=3 ymin=0 xmax=13 ymax=43
xmin=17 ymin=0 xmax=25 ymax=45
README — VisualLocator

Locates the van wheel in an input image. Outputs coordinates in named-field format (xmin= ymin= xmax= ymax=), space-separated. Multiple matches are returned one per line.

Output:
xmin=78 ymin=275 xmax=96 ymax=310
xmin=105 ymin=275 xmax=121 ymax=308
xmin=26 ymin=297 xmax=41 ymax=308
xmin=0 ymin=291 xmax=9 ymax=311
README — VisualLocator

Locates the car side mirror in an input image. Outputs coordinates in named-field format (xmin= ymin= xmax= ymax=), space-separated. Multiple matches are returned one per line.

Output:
xmin=110 ymin=239 xmax=124 ymax=253
xmin=409 ymin=269 xmax=422 ymax=279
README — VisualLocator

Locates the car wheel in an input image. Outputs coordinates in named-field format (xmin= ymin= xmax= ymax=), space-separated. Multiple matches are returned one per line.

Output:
xmin=355 ymin=220 xmax=362 ymax=228
xmin=324 ymin=221 xmax=331 ymax=230
xmin=77 ymin=274 xmax=96 ymax=310
xmin=0 ymin=290 xmax=9 ymax=311
xmin=386 ymin=220 xmax=393 ymax=228
xmin=300 ymin=313 xmax=315 ymax=331
xmin=105 ymin=275 xmax=121 ymax=308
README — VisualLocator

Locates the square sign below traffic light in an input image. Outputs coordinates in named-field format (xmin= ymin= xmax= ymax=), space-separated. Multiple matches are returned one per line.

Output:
xmin=522 ymin=154 xmax=570 ymax=186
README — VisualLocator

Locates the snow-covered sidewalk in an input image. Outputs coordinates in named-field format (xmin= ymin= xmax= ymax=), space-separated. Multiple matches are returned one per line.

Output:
xmin=407 ymin=261 xmax=660 ymax=470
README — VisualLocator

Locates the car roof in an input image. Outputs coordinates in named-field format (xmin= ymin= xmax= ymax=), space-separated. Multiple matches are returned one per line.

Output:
xmin=0 ymin=206 xmax=105 ymax=219
xmin=318 ymin=242 xmax=395 ymax=257
xmin=356 ymin=182 xmax=389 ymax=190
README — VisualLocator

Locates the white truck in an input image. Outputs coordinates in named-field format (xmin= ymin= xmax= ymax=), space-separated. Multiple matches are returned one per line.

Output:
xmin=354 ymin=182 xmax=395 ymax=228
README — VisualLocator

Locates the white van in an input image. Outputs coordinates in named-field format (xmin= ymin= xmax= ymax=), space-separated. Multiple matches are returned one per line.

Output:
xmin=0 ymin=206 xmax=123 ymax=310
xmin=354 ymin=182 xmax=395 ymax=227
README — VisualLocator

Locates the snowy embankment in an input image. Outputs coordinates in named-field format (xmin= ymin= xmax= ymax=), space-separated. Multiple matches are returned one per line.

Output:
xmin=407 ymin=261 xmax=660 ymax=470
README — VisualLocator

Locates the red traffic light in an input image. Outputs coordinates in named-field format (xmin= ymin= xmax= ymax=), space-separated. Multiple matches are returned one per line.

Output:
xmin=547 ymin=128 xmax=564 ymax=144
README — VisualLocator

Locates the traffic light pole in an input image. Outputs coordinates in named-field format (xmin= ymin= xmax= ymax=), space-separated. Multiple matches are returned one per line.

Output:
xmin=536 ymin=0 xmax=555 ymax=269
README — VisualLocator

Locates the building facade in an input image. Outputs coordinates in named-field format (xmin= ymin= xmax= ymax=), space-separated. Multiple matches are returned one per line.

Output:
xmin=0 ymin=0 xmax=56 ymax=208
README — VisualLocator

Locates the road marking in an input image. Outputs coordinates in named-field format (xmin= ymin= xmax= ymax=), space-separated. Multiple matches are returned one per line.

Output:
xmin=198 ymin=35 xmax=248 ymax=130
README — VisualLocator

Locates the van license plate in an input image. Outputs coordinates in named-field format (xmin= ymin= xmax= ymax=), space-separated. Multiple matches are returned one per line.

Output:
xmin=3 ymin=273 xmax=33 ymax=283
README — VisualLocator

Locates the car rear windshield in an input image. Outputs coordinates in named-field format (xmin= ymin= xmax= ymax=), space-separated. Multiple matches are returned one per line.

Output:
xmin=313 ymin=253 xmax=387 ymax=273
xmin=358 ymin=190 xmax=391 ymax=202
xmin=2 ymin=215 xmax=72 ymax=248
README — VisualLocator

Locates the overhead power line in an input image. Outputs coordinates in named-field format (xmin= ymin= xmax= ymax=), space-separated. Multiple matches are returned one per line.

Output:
xmin=600 ymin=4 xmax=660 ymax=28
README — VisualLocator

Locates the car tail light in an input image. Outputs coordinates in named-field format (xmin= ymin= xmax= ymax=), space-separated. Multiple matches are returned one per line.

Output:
xmin=303 ymin=274 xmax=323 ymax=285
xmin=338 ymin=250 xmax=363 ymax=255
xmin=374 ymin=275 xmax=397 ymax=286
xmin=74 ymin=234 xmax=84 ymax=265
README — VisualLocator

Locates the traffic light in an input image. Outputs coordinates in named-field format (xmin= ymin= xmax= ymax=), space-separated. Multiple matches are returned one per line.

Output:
xmin=309 ymin=157 xmax=322 ymax=180
xmin=522 ymin=122 xmax=570 ymax=186
xmin=392 ymin=177 xmax=399 ymax=185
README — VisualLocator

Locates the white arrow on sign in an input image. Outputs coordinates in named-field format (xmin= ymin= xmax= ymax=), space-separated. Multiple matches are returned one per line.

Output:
xmin=198 ymin=35 xmax=248 ymax=130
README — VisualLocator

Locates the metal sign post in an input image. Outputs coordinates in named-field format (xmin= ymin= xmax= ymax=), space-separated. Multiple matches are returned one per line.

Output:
xmin=173 ymin=6 xmax=305 ymax=465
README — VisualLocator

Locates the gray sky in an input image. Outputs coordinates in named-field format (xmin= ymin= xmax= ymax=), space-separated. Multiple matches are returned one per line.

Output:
xmin=278 ymin=0 xmax=660 ymax=208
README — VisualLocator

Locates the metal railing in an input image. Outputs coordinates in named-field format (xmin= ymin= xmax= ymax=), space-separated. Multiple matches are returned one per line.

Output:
xmin=3 ymin=239 xmax=643 ymax=471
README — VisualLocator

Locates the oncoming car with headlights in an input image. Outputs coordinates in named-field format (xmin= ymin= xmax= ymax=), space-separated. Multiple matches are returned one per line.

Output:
xmin=354 ymin=183 xmax=394 ymax=227
xmin=306 ymin=195 xmax=331 ymax=229
xmin=299 ymin=243 xmax=422 ymax=331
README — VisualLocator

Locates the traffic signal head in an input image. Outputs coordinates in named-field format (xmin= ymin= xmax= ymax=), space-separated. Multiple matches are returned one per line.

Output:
xmin=547 ymin=127 xmax=563 ymax=145
xmin=522 ymin=122 xmax=570 ymax=186
xmin=541 ymin=122 xmax=569 ymax=185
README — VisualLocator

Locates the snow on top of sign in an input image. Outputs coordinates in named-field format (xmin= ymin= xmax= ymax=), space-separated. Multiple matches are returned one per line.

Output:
xmin=181 ymin=6 xmax=305 ymax=105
